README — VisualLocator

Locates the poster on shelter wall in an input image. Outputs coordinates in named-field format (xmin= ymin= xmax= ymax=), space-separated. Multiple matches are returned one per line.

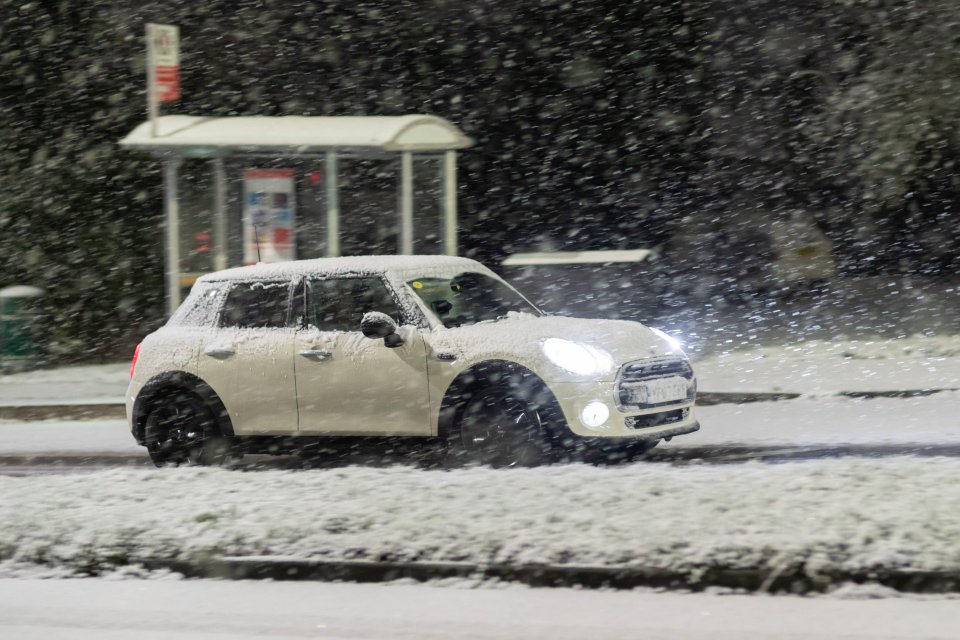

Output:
xmin=243 ymin=169 xmax=296 ymax=264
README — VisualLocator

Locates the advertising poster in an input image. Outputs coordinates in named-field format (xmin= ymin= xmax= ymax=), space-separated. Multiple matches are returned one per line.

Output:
xmin=243 ymin=169 xmax=296 ymax=264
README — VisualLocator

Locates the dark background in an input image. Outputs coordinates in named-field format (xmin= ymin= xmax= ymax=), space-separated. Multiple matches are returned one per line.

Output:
xmin=1 ymin=0 xmax=958 ymax=359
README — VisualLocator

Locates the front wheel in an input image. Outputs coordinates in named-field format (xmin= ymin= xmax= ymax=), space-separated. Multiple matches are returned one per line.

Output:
xmin=454 ymin=382 xmax=559 ymax=467
xmin=144 ymin=392 xmax=236 ymax=467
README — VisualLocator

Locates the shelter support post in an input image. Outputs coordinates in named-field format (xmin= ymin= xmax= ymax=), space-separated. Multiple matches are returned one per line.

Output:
xmin=400 ymin=151 xmax=414 ymax=255
xmin=146 ymin=25 xmax=158 ymax=138
xmin=325 ymin=151 xmax=340 ymax=257
xmin=163 ymin=157 xmax=183 ymax=316
xmin=212 ymin=157 xmax=228 ymax=271
xmin=442 ymin=150 xmax=458 ymax=256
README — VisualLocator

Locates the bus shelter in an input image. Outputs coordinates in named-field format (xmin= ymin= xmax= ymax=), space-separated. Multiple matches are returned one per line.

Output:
xmin=120 ymin=114 xmax=473 ymax=314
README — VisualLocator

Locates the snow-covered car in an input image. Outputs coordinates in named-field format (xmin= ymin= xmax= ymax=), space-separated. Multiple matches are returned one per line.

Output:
xmin=127 ymin=255 xmax=698 ymax=466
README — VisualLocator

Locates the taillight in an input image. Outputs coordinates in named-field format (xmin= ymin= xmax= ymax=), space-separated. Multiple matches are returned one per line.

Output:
xmin=130 ymin=342 xmax=142 ymax=378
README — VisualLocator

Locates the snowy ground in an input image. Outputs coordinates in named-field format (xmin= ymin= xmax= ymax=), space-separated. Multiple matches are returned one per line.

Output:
xmin=1 ymin=335 xmax=959 ymax=601
xmin=688 ymin=392 xmax=960 ymax=447
xmin=2 ymin=457 xmax=959 ymax=584
xmin=2 ymin=578 xmax=959 ymax=640
xmin=0 ymin=419 xmax=137 ymax=454
xmin=693 ymin=334 xmax=960 ymax=394
xmin=0 ymin=363 xmax=127 ymax=406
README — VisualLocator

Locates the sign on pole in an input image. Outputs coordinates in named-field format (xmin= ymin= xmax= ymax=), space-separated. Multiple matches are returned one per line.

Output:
xmin=146 ymin=23 xmax=180 ymax=137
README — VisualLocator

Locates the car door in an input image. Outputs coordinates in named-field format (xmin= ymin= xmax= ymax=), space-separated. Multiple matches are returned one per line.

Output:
xmin=294 ymin=275 xmax=431 ymax=435
xmin=196 ymin=279 xmax=298 ymax=435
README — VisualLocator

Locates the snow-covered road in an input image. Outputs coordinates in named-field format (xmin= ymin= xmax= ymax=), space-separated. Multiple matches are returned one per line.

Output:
xmin=693 ymin=334 xmax=960 ymax=394
xmin=1 ymin=578 xmax=957 ymax=640
xmin=2 ymin=391 xmax=958 ymax=457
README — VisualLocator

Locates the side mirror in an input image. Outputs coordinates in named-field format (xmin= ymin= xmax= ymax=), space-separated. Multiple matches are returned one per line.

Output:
xmin=360 ymin=312 xmax=404 ymax=348
xmin=431 ymin=299 xmax=453 ymax=316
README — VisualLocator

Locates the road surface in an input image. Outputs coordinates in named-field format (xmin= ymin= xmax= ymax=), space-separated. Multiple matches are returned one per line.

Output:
xmin=1 ymin=578 xmax=958 ymax=640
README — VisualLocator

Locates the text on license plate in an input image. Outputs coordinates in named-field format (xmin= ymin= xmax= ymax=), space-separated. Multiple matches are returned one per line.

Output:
xmin=633 ymin=376 xmax=689 ymax=405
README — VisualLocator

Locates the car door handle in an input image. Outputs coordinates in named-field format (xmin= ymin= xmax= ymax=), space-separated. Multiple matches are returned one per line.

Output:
xmin=203 ymin=346 xmax=235 ymax=359
xmin=299 ymin=349 xmax=332 ymax=362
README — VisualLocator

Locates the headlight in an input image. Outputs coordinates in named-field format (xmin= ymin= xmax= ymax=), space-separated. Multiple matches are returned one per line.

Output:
xmin=542 ymin=338 xmax=614 ymax=376
xmin=650 ymin=327 xmax=684 ymax=352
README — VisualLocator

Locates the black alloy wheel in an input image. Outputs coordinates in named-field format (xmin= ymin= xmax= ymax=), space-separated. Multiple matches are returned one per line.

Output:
xmin=144 ymin=393 xmax=234 ymax=467
xmin=457 ymin=384 xmax=556 ymax=466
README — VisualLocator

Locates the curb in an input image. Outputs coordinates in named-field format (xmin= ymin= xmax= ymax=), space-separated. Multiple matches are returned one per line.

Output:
xmin=697 ymin=388 xmax=957 ymax=406
xmin=142 ymin=556 xmax=960 ymax=594
xmin=0 ymin=453 xmax=149 ymax=467
xmin=697 ymin=392 xmax=800 ymax=405
xmin=839 ymin=388 xmax=958 ymax=399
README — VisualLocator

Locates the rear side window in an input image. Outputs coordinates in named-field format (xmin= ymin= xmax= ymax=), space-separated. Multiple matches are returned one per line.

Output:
xmin=306 ymin=277 xmax=401 ymax=332
xmin=167 ymin=282 xmax=226 ymax=327
xmin=219 ymin=281 xmax=292 ymax=329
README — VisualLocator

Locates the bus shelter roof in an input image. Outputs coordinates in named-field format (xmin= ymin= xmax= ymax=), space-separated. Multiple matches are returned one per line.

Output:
xmin=120 ymin=114 xmax=473 ymax=156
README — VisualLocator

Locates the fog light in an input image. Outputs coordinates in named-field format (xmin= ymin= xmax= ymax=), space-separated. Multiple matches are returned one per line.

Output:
xmin=580 ymin=401 xmax=610 ymax=430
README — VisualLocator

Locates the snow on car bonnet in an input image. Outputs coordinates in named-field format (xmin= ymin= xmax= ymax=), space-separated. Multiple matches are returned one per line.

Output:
xmin=429 ymin=314 xmax=677 ymax=382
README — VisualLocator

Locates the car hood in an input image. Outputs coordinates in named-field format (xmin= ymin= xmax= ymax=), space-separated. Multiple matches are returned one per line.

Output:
xmin=424 ymin=314 xmax=684 ymax=382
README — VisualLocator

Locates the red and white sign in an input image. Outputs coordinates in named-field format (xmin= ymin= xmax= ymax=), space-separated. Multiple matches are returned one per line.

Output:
xmin=147 ymin=24 xmax=180 ymax=102
xmin=243 ymin=169 xmax=297 ymax=264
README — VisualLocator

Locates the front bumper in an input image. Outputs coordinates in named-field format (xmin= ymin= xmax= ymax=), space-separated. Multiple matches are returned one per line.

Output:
xmin=548 ymin=379 xmax=699 ymax=440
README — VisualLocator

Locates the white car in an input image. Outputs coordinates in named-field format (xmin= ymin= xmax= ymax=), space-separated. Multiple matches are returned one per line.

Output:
xmin=127 ymin=255 xmax=698 ymax=466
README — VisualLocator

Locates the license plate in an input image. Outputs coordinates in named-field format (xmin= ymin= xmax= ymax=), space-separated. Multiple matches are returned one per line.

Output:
xmin=632 ymin=376 xmax=689 ymax=405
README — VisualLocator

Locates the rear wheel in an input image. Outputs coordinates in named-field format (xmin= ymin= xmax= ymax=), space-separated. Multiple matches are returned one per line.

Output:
xmin=454 ymin=381 xmax=559 ymax=467
xmin=144 ymin=392 xmax=236 ymax=467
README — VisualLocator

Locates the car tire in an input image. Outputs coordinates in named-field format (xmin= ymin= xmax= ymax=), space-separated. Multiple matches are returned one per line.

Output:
xmin=144 ymin=391 xmax=237 ymax=467
xmin=453 ymin=380 xmax=559 ymax=467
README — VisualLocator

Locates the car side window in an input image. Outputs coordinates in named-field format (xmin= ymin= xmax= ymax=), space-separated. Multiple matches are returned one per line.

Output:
xmin=306 ymin=277 xmax=402 ymax=332
xmin=167 ymin=282 xmax=226 ymax=327
xmin=219 ymin=281 xmax=292 ymax=329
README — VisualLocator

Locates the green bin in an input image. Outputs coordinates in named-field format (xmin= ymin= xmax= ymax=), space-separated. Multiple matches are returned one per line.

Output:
xmin=0 ymin=285 xmax=46 ymax=372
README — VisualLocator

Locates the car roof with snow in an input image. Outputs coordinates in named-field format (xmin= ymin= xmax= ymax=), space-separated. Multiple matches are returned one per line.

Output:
xmin=197 ymin=255 xmax=491 ymax=283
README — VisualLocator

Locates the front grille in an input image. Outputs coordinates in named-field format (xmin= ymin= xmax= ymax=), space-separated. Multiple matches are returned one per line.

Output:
xmin=619 ymin=357 xmax=693 ymax=384
xmin=625 ymin=408 xmax=688 ymax=430
xmin=617 ymin=356 xmax=695 ymax=409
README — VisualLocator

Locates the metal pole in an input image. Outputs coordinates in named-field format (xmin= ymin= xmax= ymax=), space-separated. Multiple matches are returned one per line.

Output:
xmin=213 ymin=157 xmax=228 ymax=272
xmin=400 ymin=151 xmax=414 ymax=255
xmin=443 ymin=150 xmax=458 ymax=256
xmin=325 ymin=151 xmax=340 ymax=257
xmin=163 ymin=157 xmax=183 ymax=316
xmin=146 ymin=24 xmax=158 ymax=138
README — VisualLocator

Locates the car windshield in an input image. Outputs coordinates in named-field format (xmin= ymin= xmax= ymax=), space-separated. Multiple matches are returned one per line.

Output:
xmin=407 ymin=271 xmax=541 ymax=327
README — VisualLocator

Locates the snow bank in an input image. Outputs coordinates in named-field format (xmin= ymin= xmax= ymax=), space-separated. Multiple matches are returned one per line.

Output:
xmin=2 ymin=459 xmax=959 ymax=580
